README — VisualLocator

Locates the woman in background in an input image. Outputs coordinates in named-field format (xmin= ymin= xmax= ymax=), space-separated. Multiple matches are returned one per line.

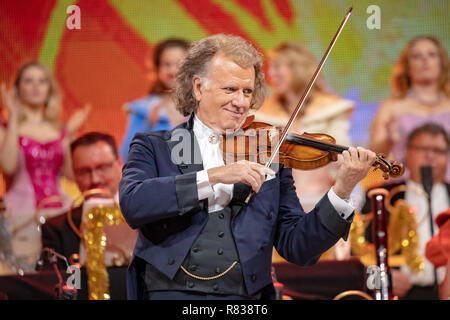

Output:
xmin=256 ymin=42 xmax=354 ymax=212
xmin=255 ymin=42 xmax=354 ymax=261
xmin=120 ymin=38 xmax=189 ymax=162
xmin=0 ymin=61 xmax=90 ymax=272
xmin=370 ymin=36 xmax=450 ymax=181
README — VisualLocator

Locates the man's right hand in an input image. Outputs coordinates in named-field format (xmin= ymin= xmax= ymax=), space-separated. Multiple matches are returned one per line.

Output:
xmin=207 ymin=160 xmax=275 ymax=193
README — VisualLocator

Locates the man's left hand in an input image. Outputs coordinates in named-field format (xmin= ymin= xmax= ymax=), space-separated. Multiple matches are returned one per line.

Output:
xmin=333 ymin=146 xmax=377 ymax=199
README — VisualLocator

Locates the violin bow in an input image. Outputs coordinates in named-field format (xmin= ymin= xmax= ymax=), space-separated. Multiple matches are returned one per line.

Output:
xmin=266 ymin=6 xmax=353 ymax=168
xmin=243 ymin=7 xmax=353 ymax=204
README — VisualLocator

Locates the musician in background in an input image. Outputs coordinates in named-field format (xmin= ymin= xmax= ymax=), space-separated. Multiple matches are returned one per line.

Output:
xmin=362 ymin=122 xmax=450 ymax=299
xmin=120 ymin=38 xmax=189 ymax=162
xmin=42 ymin=132 xmax=137 ymax=268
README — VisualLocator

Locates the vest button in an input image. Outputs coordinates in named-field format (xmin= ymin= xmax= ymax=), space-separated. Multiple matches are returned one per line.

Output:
xmin=268 ymin=211 xmax=274 ymax=220
xmin=168 ymin=258 xmax=175 ymax=265
xmin=218 ymin=213 xmax=225 ymax=219
xmin=251 ymin=274 xmax=257 ymax=282
xmin=192 ymin=247 xmax=199 ymax=253
xmin=213 ymin=284 xmax=219 ymax=291
xmin=163 ymin=132 xmax=171 ymax=140
xmin=189 ymin=265 xmax=197 ymax=272
xmin=215 ymin=267 xmax=221 ymax=274
xmin=217 ymin=248 xmax=224 ymax=255
xmin=187 ymin=281 xmax=195 ymax=288
xmin=218 ymin=231 xmax=224 ymax=238
xmin=162 ymin=223 xmax=168 ymax=229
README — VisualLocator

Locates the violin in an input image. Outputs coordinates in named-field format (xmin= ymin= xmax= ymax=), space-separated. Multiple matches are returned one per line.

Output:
xmin=221 ymin=6 xmax=404 ymax=182
xmin=221 ymin=115 xmax=404 ymax=180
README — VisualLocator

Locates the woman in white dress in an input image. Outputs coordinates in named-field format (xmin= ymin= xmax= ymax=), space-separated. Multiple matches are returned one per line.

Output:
xmin=255 ymin=42 xmax=354 ymax=261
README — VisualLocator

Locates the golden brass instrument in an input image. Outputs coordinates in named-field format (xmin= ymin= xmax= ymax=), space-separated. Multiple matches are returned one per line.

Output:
xmin=385 ymin=185 xmax=423 ymax=273
xmin=333 ymin=290 xmax=374 ymax=300
xmin=68 ymin=188 xmax=130 ymax=300
xmin=350 ymin=185 xmax=423 ymax=273
xmin=349 ymin=211 xmax=374 ymax=266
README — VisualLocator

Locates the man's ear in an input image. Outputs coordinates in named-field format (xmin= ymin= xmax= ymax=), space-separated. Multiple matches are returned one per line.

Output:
xmin=192 ymin=76 xmax=203 ymax=103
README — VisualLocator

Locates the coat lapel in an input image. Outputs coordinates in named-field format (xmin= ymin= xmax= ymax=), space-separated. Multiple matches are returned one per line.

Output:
xmin=166 ymin=114 xmax=204 ymax=174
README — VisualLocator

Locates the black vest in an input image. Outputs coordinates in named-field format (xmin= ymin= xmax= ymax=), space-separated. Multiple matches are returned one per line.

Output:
xmin=141 ymin=204 xmax=254 ymax=297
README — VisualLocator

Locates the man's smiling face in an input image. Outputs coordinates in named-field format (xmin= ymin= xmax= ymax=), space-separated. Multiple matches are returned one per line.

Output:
xmin=193 ymin=52 xmax=255 ymax=133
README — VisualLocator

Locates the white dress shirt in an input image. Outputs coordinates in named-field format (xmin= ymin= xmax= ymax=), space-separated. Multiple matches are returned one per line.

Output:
xmin=193 ymin=114 xmax=355 ymax=218
xmin=401 ymin=180 xmax=448 ymax=286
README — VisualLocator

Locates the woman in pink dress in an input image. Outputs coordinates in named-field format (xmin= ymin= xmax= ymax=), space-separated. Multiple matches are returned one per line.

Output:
xmin=370 ymin=36 xmax=450 ymax=182
xmin=0 ymin=61 xmax=90 ymax=273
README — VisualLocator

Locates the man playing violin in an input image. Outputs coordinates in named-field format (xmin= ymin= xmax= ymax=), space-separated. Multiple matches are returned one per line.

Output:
xmin=119 ymin=34 xmax=377 ymax=300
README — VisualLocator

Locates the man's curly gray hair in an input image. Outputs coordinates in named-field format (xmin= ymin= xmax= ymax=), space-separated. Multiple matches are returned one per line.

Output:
xmin=175 ymin=34 xmax=267 ymax=116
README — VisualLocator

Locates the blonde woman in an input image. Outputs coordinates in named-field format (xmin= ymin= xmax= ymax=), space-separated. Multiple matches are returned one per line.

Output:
xmin=370 ymin=36 xmax=450 ymax=181
xmin=255 ymin=42 xmax=354 ymax=212
xmin=254 ymin=42 xmax=354 ymax=262
xmin=0 ymin=61 xmax=90 ymax=272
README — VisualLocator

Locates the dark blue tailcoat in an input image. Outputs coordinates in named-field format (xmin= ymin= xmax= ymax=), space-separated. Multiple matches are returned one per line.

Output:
xmin=119 ymin=115 xmax=353 ymax=299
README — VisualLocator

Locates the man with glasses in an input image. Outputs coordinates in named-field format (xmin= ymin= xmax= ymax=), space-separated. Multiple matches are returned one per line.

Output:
xmin=41 ymin=132 xmax=136 ymax=267
xmin=362 ymin=122 xmax=450 ymax=299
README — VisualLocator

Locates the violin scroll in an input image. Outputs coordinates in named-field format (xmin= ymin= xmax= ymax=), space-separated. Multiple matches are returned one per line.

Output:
xmin=372 ymin=154 xmax=405 ymax=180
xmin=387 ymin=161 xmax=405 ymax=178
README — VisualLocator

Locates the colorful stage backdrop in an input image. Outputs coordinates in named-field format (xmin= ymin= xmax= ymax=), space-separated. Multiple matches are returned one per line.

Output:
xmin=0 ymin=0 xmax=449 ymax=195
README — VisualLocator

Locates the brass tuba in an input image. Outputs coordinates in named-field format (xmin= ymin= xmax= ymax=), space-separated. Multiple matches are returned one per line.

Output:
xmin=384 ymin=185 xmax=424 ymax=273
xmin=67 ymin=188 xmax=133 ymax=300
xmin=351 ymin=185 xmax=423 ymax=272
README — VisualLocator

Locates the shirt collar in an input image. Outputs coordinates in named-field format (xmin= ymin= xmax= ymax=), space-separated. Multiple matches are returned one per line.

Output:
xmin=193 ymin=113 xmax=219 ymax=140
xmin=407 ymin=179 xmax=444 ymax=195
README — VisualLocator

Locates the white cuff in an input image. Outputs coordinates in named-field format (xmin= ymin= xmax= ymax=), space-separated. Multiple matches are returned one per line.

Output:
xmin=327 ymin=187 xmax=354 ymax=220
xmin=196 ymin=170 xmax=215 ymax=200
